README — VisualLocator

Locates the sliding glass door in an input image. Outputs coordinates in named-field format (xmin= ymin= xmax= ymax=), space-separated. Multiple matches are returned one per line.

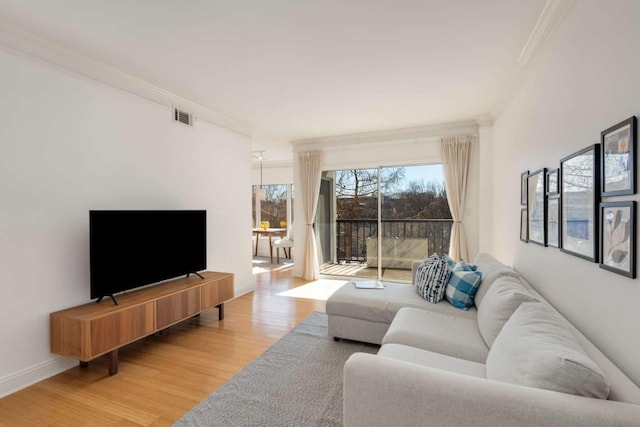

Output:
xmin=318 ymin=164 xmax=451 ymax=282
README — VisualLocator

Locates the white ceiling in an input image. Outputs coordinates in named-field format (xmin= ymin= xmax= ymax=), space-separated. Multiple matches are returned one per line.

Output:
xmin=0 ymin=0 xmax=546 ymax=160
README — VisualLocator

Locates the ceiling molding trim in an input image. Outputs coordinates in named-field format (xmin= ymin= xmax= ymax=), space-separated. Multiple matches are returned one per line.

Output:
xmin=0 ymin=22 xmax=255 ymax=137
xmin=475 ymin=114 xmax=494 ymax=127
xmin=291 ymin=120 xmax=478 ymax=152
xmin=492 ymin=0 xmax=576 ymax=117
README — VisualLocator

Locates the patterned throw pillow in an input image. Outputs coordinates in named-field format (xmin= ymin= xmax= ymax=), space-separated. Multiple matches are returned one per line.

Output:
xmin=415 ymin=254 xmax=451 ymax=303
xmin=445 ymin=261 xmax=483 ymax=310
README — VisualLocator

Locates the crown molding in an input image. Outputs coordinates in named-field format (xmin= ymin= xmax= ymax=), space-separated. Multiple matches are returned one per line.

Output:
xmin=475 ymin=114 xmax=494 ymax=127
xmin=492 ymin=0 xmax=576 ymax=117
xmin=0 ymin=22 xmax=255 ymax=137
xmin=291 ymin=120 xmax=478 ymax=152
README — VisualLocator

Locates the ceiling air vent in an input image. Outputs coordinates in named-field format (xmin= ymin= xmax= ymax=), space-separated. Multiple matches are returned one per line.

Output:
xmin=173 ymin=107 xmax=193 ymax=126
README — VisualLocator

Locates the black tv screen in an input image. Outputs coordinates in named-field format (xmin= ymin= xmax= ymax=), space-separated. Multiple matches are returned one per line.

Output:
xmin=90 ymin=210 xmax=206 ymax=300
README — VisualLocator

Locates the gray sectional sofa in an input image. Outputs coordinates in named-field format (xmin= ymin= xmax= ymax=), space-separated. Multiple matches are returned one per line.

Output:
xmin=326 ymin=253 xmax=640 ymax=427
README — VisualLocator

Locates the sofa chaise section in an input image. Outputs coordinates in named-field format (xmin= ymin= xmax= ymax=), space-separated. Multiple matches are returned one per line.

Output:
xmin=326 ymin=281 xmax=474 ymax=345
xmin=326 ymin=252 xmax=517 ymax=345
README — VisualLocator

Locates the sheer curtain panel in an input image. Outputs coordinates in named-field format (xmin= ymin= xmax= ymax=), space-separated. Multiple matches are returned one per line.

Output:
xmin=441 ymin=135 xmax=475 ymax=261
xmin=297 ymin=151 xmax=324 ymax=280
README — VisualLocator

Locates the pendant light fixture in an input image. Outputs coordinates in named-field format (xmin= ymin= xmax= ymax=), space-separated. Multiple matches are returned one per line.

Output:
xmin=256 ymin=151 xmax=266 ymax=201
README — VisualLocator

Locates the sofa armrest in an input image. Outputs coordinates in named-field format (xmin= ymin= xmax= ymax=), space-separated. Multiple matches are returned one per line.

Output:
xmin=344 ymin=353 xmax=640 ymax=427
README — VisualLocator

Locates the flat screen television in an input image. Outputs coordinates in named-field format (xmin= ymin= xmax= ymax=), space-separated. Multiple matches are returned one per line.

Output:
xmin=90 ymin=210 xmax=206 ymax=304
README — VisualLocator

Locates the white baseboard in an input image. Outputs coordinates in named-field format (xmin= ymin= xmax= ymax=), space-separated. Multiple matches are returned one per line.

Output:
xmin=234 ymin=284 xmax=254 ymax=298
xmin=0 ymin=357 xmax=77 ymax=398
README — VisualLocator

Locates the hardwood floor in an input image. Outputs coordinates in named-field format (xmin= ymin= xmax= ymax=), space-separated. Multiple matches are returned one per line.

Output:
xmin=0 ymin=267 xmax=324 ymax=426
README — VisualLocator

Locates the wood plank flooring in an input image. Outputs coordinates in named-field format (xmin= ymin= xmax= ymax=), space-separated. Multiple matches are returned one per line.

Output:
xmin=0 ymin=267 xmax=324 ymax=426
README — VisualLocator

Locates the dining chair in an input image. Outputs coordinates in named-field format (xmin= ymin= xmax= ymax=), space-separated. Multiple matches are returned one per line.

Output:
xmin=272 ymin=226 xmax=293 ymax=263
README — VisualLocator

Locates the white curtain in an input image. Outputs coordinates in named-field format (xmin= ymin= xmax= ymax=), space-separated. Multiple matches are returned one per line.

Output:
xmin=441 ymin=135 xmax=475 ymax=261
xmin=297 ymin=150 xmax=324 ymax=280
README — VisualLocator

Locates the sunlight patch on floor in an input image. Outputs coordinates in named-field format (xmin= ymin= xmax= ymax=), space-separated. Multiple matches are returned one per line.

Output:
xmin=277 ymin=279 xmax=348 ymax=301
xmin=252 ymin=257 xmax=294 ymax=275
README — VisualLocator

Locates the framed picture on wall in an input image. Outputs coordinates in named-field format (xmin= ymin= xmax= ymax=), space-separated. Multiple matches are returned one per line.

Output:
xmin=599 ymin=201 xmax=636 ymax=278
xmin=601 ymin=116 xmax=636 ymax=197
xmin=547 ymin=196 xmax=560 ymax=248
xmin=527 ymin=168 xmax=547 ymax=246
xmin=520 ymin=208 xmax=528 ymax=242
xmin=560 ymin=144 xmax=601 ymax=262
xmin=546 ymin=168 xmax=559 ymax=195
xmin=521 ymin=171 xmax=529 ymax=205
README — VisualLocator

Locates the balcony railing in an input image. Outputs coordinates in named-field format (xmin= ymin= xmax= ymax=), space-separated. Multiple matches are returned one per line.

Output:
xmin=336 ymin=219 xmax=453 ymax=264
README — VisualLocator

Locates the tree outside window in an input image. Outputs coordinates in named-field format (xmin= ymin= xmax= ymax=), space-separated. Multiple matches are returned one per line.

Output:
xmin=253 ymin=184 xmax=289 ymax=228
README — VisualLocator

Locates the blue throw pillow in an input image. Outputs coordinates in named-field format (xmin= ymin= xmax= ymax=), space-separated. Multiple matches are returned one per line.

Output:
xmin=442 ymin=255 xmax=477 ymax=271
xmin=416 ymin=254 xmax=451 ymax=304
xmin=455 ymin=259 xmax=478 ymax=272
xmin=445 ymin=261 xmax=483 ymax=310
xmin=442 ymin=253 xmax=456 ymax=269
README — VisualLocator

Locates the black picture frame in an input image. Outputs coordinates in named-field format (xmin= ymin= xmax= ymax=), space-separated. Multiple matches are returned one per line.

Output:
xmin=599 ymin=201 xmax=636 ymax=278
xmin=520 ymin=171 xmax=529 ymax=205
xmin=560 ymin=144 xmax=600 ymax=262
xmin=547 ymin=196 xmax=560 ymax=248
xmin=527 ymin=168 xmax=547 ymax=246
xmin=601 ymin=116 xmax=636 ymax=197
xmin=520 ymin=208 xmax=528 ymax=242
xmin=546 ymin=168 xmax=559 ymax=195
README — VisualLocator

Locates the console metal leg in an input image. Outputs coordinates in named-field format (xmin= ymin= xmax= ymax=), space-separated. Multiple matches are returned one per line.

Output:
xmin=216 ymin=303 xmax=224 ymax=320
xmin=108 ymin=350 xmax=118 ymax=376
xmin=79 ymin=361 xmax=89 ymax=368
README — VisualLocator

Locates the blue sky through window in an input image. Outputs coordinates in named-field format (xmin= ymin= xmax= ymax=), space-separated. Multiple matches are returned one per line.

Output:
xmin=401 ymin=164 xmax=444 ymax=189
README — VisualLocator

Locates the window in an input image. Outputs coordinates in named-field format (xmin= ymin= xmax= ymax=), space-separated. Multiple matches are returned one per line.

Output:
xmin=253 ymin=184 xmax=293 ymax=228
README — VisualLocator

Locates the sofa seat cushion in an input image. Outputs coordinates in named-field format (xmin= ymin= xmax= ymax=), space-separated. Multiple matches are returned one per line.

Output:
xmin=487 ymin=302 xmax=611 ymax=399
xmin=326 ymin=282 xmax=476 ymax=325
xmin=382 ymin=307 xmax=489 ymax=363
xmin=378 ymin=343 xmax=486 ymax=378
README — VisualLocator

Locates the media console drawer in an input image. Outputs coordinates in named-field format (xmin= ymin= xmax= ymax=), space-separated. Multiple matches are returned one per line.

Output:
xmin=156 ymin=288 xmax=200 ymax=329
xmin=50 ymin=271 xmax=234 ymax=375
xmin=200 ymin=275 xmax=233 ymax=310
xmin=90 ymin=302 xmax=155 ymax=356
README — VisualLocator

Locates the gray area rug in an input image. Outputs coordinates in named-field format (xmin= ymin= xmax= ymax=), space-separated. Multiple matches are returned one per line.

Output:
xmin=174 ymin=312 xmax=378 ymax=427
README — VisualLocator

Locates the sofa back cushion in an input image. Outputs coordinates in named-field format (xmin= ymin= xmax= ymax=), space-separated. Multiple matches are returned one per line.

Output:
xmin=486 ymin=302 xmax=610 ymax=399
xmin=473 ymin=253 xmax=520 ymax=308
xmin=477 ymin=276 xmax=538 ymax=347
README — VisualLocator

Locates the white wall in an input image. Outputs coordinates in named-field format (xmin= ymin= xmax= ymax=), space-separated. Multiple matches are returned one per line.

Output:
xmin=0 ymin=48 xmax=253 ymax=396
xmin=252 ymin=163 xmax=293 ymax=186
xmin=492 ymin=0 xmax=640 ymax=385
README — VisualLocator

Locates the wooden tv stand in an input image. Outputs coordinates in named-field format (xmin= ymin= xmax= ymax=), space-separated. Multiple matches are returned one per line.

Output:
xmin=50 ymin=271 xmax=233 ymax=375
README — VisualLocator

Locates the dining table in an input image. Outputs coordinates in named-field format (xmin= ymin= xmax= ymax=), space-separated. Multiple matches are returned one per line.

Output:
xmin=252 ymin=228 xmax=287 ymax=263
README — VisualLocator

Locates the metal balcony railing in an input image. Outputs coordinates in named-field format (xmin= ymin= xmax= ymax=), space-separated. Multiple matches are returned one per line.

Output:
xmin=336 ymin=219 xmax=453 ymax=264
